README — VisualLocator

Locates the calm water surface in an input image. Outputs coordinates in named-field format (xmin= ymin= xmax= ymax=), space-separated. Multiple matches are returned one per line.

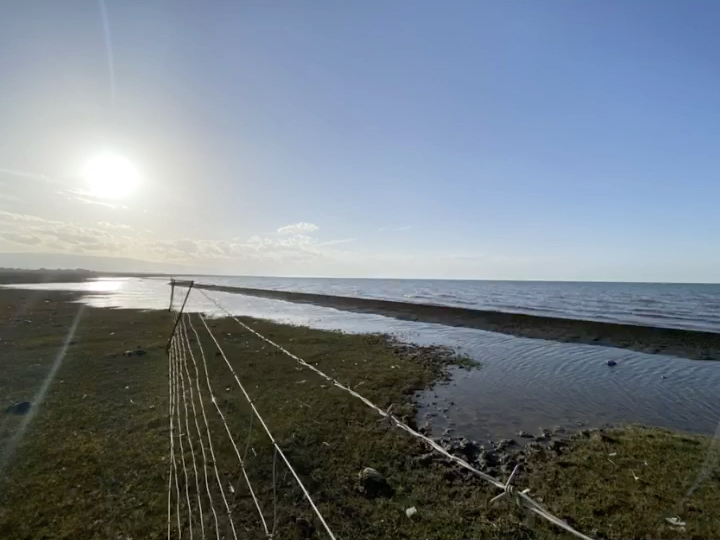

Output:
xmin=199 ymin=275 xmax=720 ymax=333
xmin=6 ymin=277 xmax=720 ymax=443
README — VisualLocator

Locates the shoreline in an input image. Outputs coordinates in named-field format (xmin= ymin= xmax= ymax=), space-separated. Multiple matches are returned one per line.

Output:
xmin=1 ymin=287 xmax=717 ymax=538
xmin=196 ymin=283 xmax=720 ymax=360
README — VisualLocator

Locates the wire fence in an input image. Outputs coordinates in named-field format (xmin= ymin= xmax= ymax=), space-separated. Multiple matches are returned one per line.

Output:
xmin=165 ymin=283 xmax=593 ymax=540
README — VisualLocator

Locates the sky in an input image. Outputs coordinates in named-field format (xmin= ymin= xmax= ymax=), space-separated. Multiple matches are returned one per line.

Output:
xmin=1 ymin=1 xmax=719 ymax=281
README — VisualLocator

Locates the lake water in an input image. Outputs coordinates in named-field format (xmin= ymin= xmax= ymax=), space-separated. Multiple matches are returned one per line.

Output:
xmin=6 ymin=277 xmax=720 ymax=443
xmin=195 ymin=276 xmax=720 ymax=333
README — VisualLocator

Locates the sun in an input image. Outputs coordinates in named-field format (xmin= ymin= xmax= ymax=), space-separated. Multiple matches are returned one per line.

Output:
xmin=81 ymin=152 xmax=141 ymax=199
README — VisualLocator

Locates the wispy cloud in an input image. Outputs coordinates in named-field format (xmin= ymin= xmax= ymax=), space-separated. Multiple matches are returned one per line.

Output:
xmin=0 ymin=168 xmax=55 ymax=183
xmin=277 ymin=222 xmax=319 ymax=235
xmin=318 ymin=238 xmax=356 ymax=246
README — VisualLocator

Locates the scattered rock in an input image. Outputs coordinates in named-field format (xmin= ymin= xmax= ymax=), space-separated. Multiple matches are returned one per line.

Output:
xmin=607 ymin=359 xmax=618 ymax=367
xmin=525 ymin=442 xmax=543 ymax=453
xmin=418 ymin=421 xmax=432 ymax=435
xmin=495 ymin=438 xmax=516 ymax=451
xmin=517 ymin=430 xmax=534 ymax=439
xmin=5 ymin=401 xmax=30 ymax=415
xmin=548 ymin=440 xmax=566 ymax=452
xmin=358 ymin=467 xmax=393 ymax=498
xmin=405 ymin=506 xmax=417 ymax=518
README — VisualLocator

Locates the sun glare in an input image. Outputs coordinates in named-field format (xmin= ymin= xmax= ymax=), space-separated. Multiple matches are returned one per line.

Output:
xmin=82 ymin=152 xmax=141 ymax=199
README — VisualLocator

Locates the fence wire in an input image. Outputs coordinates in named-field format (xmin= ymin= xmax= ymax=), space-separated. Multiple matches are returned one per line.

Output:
xmin=194 ymin=286 xmax=594 ymax=540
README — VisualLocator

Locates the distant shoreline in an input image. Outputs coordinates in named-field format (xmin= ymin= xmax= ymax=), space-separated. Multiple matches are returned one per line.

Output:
xmin=2 ymin=269 xmax=719 ymax=360
xmin=196 ymin=283 xmax=720 ymax=360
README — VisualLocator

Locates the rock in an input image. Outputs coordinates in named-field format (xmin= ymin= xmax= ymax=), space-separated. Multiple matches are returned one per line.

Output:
xmin=405 ymin=506 xmax=417 ymax=518
xmin=495 ymin=438 xmax=516 ymax=451
xmin=5 ymin=401 xmax=30 ymax=415
xmin=358 ymin=467 xmax=393 ymax=498
xmin=418 ymin=422 xmax=432 ymax=436
xmin=525 ymin=442 xmax=543 ymax=453
xmin=548 ymin=440 xmax=566 ymax=452
xmin=517 ymin=430 xmax=534 ymax=439
xmin=497 ymin=451 xmax=513 ymax=464
xmin=607 ymin=359 xmax=617 ymax=367
xmin=478 ymin=450 xmax=497 ymax=465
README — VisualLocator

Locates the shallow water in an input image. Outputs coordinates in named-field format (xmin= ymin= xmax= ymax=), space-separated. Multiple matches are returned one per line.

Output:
xmin=197 ymin=275 xmax=720 ymax=333
xmin=6 ymin=278 xmax=720 ymax=443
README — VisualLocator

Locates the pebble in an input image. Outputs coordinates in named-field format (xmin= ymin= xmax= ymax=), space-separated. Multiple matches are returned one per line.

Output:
xmin=607 ymin=359 xmax=618 ymax=367
xmin=358 ymin=467 xmax=393 ymax=498
xmin=405 ymin=507 xmax=417 ymax=518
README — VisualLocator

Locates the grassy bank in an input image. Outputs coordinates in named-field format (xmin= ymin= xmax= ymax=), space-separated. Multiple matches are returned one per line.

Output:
xmin=0 ymin=288 xmax=718 ymax=539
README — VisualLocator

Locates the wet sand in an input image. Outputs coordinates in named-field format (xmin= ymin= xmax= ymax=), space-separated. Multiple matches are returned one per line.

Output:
xmin=197 ymin=284 xmax=720 ymax=360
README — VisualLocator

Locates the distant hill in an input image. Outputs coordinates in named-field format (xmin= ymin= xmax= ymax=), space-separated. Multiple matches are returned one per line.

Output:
xmin=0 ymin=252 xmax=201 ymax=274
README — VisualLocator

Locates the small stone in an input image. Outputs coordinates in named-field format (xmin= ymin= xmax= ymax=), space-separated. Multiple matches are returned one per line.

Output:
xmin=495 ymin=438 xmax=516 ymax=451
xmin=418 ymin=422 xmax=432 ymax=435
xmin=517 ymin=430 xmax=534 ymax=439
xmin=405 ymin=506 xmax=417 ymax=518
xmin=358 ymin=467 xmax=393 ymax=498
xmin=607 ymin=359 xmax=618 ymax=367
xmin=548 ymin=440 xmax=565 ymax=452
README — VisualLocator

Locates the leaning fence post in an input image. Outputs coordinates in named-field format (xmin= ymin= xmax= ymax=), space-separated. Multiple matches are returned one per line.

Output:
xmin=169 ymin=278 xmax=176 ymax=312
xmin=166 ymin=280 xmax=194 ymax=352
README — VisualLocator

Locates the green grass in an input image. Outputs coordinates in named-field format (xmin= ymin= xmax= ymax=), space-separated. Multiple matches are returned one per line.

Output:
xmin=0 ymin=288 xmax=718 ymax=539
xmin=525 ymin=426 xmax=720 ymax=539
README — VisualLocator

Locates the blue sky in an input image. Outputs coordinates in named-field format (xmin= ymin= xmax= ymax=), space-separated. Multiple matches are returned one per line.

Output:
xmin=0 ymin=1 xmax=719 ymax=281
